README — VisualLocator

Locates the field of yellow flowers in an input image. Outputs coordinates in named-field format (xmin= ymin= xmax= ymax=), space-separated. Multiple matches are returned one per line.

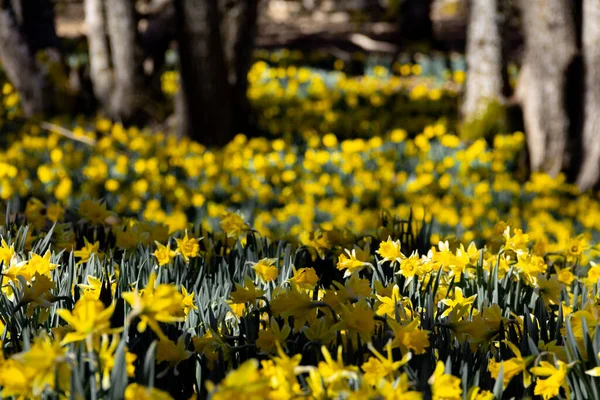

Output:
xmin=0 ymin=55 xmax=600 ymax=399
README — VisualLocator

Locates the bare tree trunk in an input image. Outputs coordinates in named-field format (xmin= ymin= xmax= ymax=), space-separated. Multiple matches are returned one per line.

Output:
xmin=220 ymin=0 xmax=242 ymax=86
xmin=400 ymin=0 xmax=433 ymax=42
xmin=577 ymin=0 xmax=600 ymax=190
xmin=106 ymin=0 xmax=143 ymax=120
xmin=85 ymin=0 xmax=113 ymax=106
xmin=0 ymin=1 xmax=52 ymax=116
xmin=222 ymin=0 xmax=259 ymax=134
xmin=175 ymin=0 xmax=233 ymax=145
xmin=518 ymin=0 xmax=577 ymax=176
xmin=462 ymin=0 xmax=503 ymax=121
xmin=12 ymin=0 xmax=59 ymax=52
xmin=85 ymin=0 xmax=144 ymax=121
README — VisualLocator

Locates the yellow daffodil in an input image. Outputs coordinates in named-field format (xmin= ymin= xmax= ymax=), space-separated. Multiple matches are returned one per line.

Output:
xmin=531 ymin=360 xmax=570 ymax=400
xmin=488 ymin=340 xmax=534 ymax=389
xmin=318 ymin=345 xmax=359 ymax=384
xmin=97 ymin=334 xmax=137 ymax=390
xmin=428 ymin=361 xmax=462 ymax=400
xmin=337 ymin=248 xmax=373 ymax=278
xmin=206 ymin=359 xmax=271 ymax=399
xmin=388 ymin=319 xmax=430 ymax=355
xmin=377 ymin=236 xmax=406 ymax=265
xmin=467 ymin=386 xmax=495 ymax=400
xmin=0 ymin=334 xmax=70 ymax=399
xmin=180 ymin=286 xmax=197 ymax=316
xmin=154 ymin=241 xmax=176 ymax=267
xmin=73 ymin=237 xmax=101 ymax=265
xmin=289 ymin=266 xmax=319 ymax=290
xmin=361 ymin=342 xmax=411 ymax=385
xmin=220 ymin=211 xmax=250 ymax=240
xmin=122 ymin=273 xmax=185 ymax=339
xmin=256 ymin=317 xmax=291 ymax=354
xmin=156 ymin=335 xmax=193 ymax=368
xmin=79 ymin=199 xmax=115 ymax=225
xmin=333 ymin=300 xmax=375 ymax=347
xmin=536 ymin=274 xmax=563 ymax=306
xmin=0 ymin=239 xmax=15 ymax=266
xmin=24 ymin=250 xmax=58 ymax=277
xmin=175 ymin=230 xmax=200 ymax=262
xmin=440 ymin=287 xmax=477 ymax=319
xmin=566 ymin=234 xmax=590 ymax=260
xmin=56 ymin=297 xmax=118 ymax=344
xmin=398 ymin=251 xmax=422 ymax=281
xmin=252 ymin=258 xmax=278 ymax=283
xmin=124 ymin=383 xmax=173 ymax=400
xmin=230 ymin=276 xmax=266 ymax=304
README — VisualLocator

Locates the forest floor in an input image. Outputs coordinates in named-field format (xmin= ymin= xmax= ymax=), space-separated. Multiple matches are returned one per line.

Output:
xmin=53 ymin=0 xmax=467 ymax=55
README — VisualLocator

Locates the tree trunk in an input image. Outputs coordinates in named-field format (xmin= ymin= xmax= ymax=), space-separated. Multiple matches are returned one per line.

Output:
xmin=106 ymin=0 xmax=143 ymax=120
xmin=0 ymin=1 xmax=52 ymax=116
xmin=175 ymin=0 xmax=234 ymax=145
xmin=461 ymin=0 xmax=503 ymax=121
xmin=400 ymin=0 xmax=433 ymax=42
xmin=12 ymin=0 xmax=59 ymax=52
xmin=85 ymin=0 xmax=113 ymax=106
xmin=85 ymin=0 xmax=144 ymax=121
xmin=577 ymin=0 xmax=600 ymax=190
xmin=220 ymin=0 xmax=242 ymax=86
xmin=518 ymin=0 xmax=577 ymax=176
xmin=221 ymin=0 xmax=259 ymax=134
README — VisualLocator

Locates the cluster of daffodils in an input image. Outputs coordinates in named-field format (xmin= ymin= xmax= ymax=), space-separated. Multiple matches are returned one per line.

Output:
xmin=0 ymin=49 xmax=599 ymax=399
xmin=246 ymin=59 xmax=460 ymax=138
xmin=0 ymin=200 xmax=598 ymax=399
xmin=163 ymin=50 xmax=466 ymax=138
xmin=2 ymin=112 xmax=600 ymax=252
xmin=4 ymin=52 xmax=597 ymax=252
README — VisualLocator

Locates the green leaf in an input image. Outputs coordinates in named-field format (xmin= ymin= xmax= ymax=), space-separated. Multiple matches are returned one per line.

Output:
xmin=143 ymin=340 xmax=158 ymax=388
xmin=493 ymin=361 xmax=504 ymax=400
xmin=108 ymin=335 xmax=129 ymax=398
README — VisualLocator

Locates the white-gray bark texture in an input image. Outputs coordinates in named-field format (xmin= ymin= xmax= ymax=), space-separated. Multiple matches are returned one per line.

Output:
xmin=106 ymin=0 xmax=143 ymax=119
xmin=462 ymin=0 xmax=503 ymax=121
xmin=85 ymin=0 xmax=143 ymax=121
xmin=518 ymin=0 xmax=577 ymax=176
xmin=85 ymin=0 xmax=112 ymax=105
xmin=577 ymin=0 xmax=600 ymax=190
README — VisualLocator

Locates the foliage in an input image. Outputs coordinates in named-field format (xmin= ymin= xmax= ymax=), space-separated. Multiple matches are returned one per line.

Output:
xmin=1 ymin=50 xmax=599 ymax=399
xmin=0 ymin=199 xmax=598 ymax=398
xmin=2 ymin=62 xmax=599 ymax=247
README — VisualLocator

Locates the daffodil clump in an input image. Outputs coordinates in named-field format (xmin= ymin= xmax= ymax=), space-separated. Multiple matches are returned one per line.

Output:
xmin=1 ymin=54 xmax=599 ymax=248
xmin=162 ymin=50 xmax=465 ymax=138
xmin=0 ymin=201 xmax=597 ymax=399
xmin=1 ymin=112 xmax=600 ymax=251
xmin=246 ymin=59 xmax=461 ymax=138
xmin=0 ymin=51 xmax=600 ymax=399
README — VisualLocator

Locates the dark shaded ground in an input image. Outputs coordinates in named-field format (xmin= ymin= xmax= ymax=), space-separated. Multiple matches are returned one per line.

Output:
xmin=54 ymin=0 xmax=474 ymax=56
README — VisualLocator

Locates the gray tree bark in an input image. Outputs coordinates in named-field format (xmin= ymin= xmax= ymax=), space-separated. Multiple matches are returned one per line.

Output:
xmin=577 ymin=0 xmax=600 ymax=190
xmin=85 ymin=0 xmax=113 ymax=106
xmin=176 ymin=0 xmax=232 ymax=145
xmin=0 ymin=1 xmax=52 ymax=116
xmin=85 ymin=0 xmax=144 ymax=121
xmin=106 ymin=0 xmax=143 ymax=120
xmin=518 ymin=0 xmax=577 ymax=176
xmin=11 ymin=0 xmax=59 ymax=52
xmin=462 ymin=0 xmax=503 ymax=121
xmin=176 ymin=0 xmax=259 ymax=145
xmin=400 ymin=0 xmax=433 ymax=42
xmin=228 ymin=0 xmax=259 ymax=134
